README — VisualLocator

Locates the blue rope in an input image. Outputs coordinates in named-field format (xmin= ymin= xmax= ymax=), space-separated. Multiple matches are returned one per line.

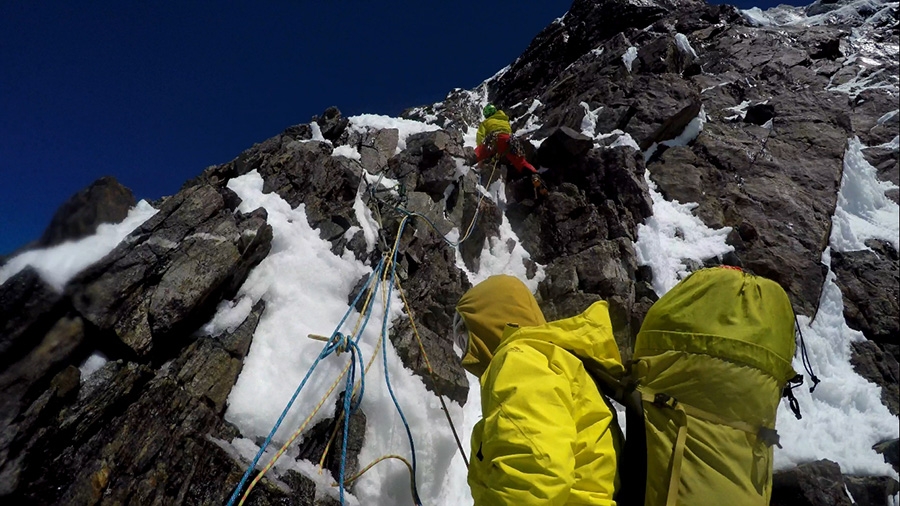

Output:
xmin=229 ymin=222 xmax=425 ymax=506
xmin=338 ymin=338 xmax=366 ymax=504
xmin=226 ymin=336 xmax=337 ymax=506
xmin=227 ymin=260 xmax=385 ymax=506
xmin=380 ymin=218 xmax=424 ymax=506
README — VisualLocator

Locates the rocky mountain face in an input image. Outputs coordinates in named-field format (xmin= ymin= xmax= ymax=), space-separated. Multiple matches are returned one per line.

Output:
xmin=1 ymin=0 xmax=898 ymax=504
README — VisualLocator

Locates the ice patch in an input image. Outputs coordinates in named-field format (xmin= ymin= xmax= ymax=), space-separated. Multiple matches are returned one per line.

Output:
xmin=622 ymin=47 xmax=638 ymax=72
xmin=774 ymin=249 xmax=899 ymax=476
xmin=876 ymin=109 xmax=898 ymax=125
xmin=333 ymin=144 xmax=362 ymax=161
xmin=644 ymin=107 xmax=707 ymax=162
xmin=831 ymin=137 xmax=900 ymax=252
xmin=675 ymin=33 xmax=698 ymax=59
xmin=79 ymin=352 xmax=108 ymax=381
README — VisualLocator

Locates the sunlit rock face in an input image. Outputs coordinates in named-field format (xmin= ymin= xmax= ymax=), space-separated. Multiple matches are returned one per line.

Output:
xmin=1 ymin=0 xmax=898 ymax=503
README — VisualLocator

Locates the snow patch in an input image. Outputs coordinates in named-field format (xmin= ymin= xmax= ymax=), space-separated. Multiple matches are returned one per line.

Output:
xmin=622 ymin=47 xmax=638 ymax=72
xmin=774 ymin=249 xmax=899 ymax=476
xmin=644 ymin=107 xmax=708 ymax=162
xmin=348 ymin=114 xmax=440 ymax=153
xmin=203 ymin=296 xmax=255 ymax=335
xmin=0 ymin=200 xmax=158 ymax=290
xmin=79 ymin=352 xmax=108 ymax=381
xmin=675 ymin=33 xmax=697 ymax=59
xmin=831 ymin=137 xmax=900 ymax=252
xmin=332 ymin=144 xmax=362 ymax=160
xmin=635 ymin=170 xmax=734 ymax=295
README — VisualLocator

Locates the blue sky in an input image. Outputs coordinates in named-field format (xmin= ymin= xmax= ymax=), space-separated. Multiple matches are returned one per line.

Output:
xmin=1 ymin=0 xmax=804 ymax=255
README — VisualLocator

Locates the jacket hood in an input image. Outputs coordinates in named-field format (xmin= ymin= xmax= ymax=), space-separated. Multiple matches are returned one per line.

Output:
xmin=503 ymin=300 xmax=624 ymax=378
xmin=456 ymin=275 xmax=623 ymax=378
xmin=488 ymin=110 xmax=509 ymax=122
xmin=455 ymin=275 xmax=545 ymax=377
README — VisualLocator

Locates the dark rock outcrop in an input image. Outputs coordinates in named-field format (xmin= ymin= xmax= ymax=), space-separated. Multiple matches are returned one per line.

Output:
xmin=832 ymin=241 xmax=899 ymax=345
xmin=0 ymin=284 xmax=333 ymax=505
xmin=771 ymin=460 xmax=852 ymax=506
xmin=0 ymin=268 xmax=65 ymax=368
xmin=850 ymin=340 xmax=900 ymax=416
xmin=771 ymin=459 xmax=900 ymax=506
xmin=37 ymin=176 xmax=136 ymax=248
xmin=68 ymin=184 xmax=273 ymax=358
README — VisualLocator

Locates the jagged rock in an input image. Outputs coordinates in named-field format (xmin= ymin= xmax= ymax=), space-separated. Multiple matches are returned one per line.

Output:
xmin=0 ymin=296 xmax=318 ymax=504
xmin=0 ymin=316 xmax=85 ymax=483
xmin=385 ymin=130 xmax=467 ymax=202
xmin=635 ymin=36 xmax=694 ymax=75
xmin=389 ymin=232 xmax=470 ymax=404
xmin=313 ymin=106 xmax=349 ymax=142
xmin=642 ymin=99 xmax=702 ymax=150
xmin=183 ymin=127 xmax=314 ymax=191
xmin=850 ymin=340 xmax=900 ymax=416
xmin=507 ymin=183 xmax=608 ymax=264
xmin=350 ymin=127 xmax=399 ymax=173
xmin=175 ymin=300 xmax=265 ymax=413
xmin=536 ymin=126 xmax=595 ymax=170
xmin=37 ymin=176 xmax=136 ymax=248
xmin=392 ymin=313 xmax=470 ymax=405
xmin=297 ymin=392 xmax=366 ymax=487
xmin=831 ymin=241 xmax=899 ymax=345
xmin=534 ymin=145 xmax=651 ymax=245
xmin=0 ymin=267 xmax=65 ymax=367
xmin=402 ymin=87 xmax=485 ymax=134
xmin=492 ymin=0 xmax=704 ymax=108
xmin=771 ymin=459 xmax=852 ymax=506
xmin=537 ymin=238 xmax=640 ymax=357
xmin=845 ymin=475 xmax=900 ymax=506
xmin=771 ymin=457 xmax=900 ymax=506
xmin=68 ymin=184 xmax=273 ymax=357
xmin=744 ymin=103 xmax=776 ymax=125
xmin=874 ymin=438 xmax=900 ymax=473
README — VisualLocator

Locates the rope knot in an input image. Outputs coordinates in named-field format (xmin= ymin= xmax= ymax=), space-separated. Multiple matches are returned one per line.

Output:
xmin=334 ymin=332 xmax=351 ymax=355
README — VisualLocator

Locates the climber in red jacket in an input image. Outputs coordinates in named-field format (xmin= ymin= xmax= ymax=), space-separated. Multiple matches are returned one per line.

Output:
xmin=475 ymin=104 xmax=537 ymax=175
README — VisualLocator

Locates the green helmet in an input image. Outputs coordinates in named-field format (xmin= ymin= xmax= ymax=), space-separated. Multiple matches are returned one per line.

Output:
xmin=482 ymin=104 xmax=497 ymax=118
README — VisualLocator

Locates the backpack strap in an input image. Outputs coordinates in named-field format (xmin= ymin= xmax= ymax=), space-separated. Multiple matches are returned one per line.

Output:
xmin=577 ymin=356 xmax=647 ymax=506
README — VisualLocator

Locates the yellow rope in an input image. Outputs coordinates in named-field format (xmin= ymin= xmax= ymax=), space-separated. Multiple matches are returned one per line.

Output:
xmin=240 ymin=216 xmax=412 ymax=504
xmin=240 ymin=167 xmax=484 ymax=500
xmin=401 ymin=156 xmax=499 ymax=247
xmin=395 ymin=275 xmax=470 ymax=467
xmin=339 ymin=454 xmax=414 ymax=487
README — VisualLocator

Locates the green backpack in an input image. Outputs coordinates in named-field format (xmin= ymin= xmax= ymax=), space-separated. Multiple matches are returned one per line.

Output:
xmin=586 ymin=266 xmax=814 ymax=506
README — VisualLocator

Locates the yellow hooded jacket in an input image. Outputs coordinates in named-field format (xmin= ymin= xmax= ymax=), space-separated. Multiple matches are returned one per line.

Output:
xmin=456 ymin=275 xmax=623 ymax=506
xmin=476 ymin=110 xmax=513 ymax=146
